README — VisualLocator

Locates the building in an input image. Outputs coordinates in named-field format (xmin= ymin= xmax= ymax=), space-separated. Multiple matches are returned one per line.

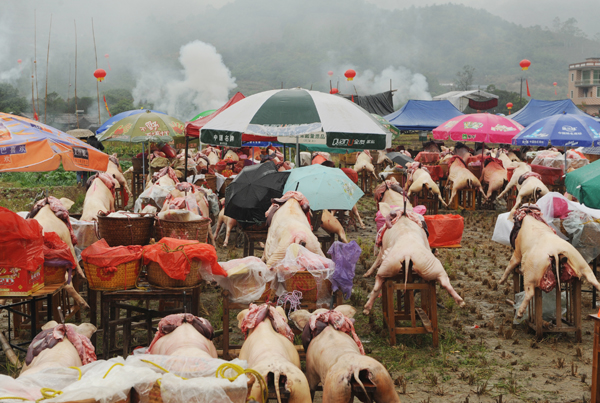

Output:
xmin=568 ymin=57 xmax=600 ymax=116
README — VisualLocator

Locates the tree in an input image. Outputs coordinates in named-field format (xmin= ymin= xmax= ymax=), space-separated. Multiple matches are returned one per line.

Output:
xmin=0 ymin=83 xmax=27 ymax=115
xmin=455 ymin=65 xmax=475 ymax=91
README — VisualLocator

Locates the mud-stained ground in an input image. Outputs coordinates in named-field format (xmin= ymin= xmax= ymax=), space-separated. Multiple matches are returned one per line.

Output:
xmin=1 ymin=195 xmax=597 ymax=402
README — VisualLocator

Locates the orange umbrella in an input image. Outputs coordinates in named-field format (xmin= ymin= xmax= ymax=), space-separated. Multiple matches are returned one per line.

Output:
xmin=0 ymin=113 xmax=109 ymax=172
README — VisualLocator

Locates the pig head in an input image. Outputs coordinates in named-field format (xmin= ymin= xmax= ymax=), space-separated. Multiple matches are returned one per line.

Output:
xmin=290 ymin=306 xmax=401 ymax=403
xmin=364 ymin=203 xmax=465 ymax=314
xmin=499 ymin=211 xmax=600 ymax=318
xmin=147 ymin=314 xmax=217 ymax=359
xmin=20 ymin=321 xmax=96 ymax=377
xmin=263 ymin=198 xmax=323 ymax=267
xmin=237 ymin=305 xmax=311 ymax=403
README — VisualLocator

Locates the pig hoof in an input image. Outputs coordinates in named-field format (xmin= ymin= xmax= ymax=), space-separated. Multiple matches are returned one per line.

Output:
xmin=459 ymin=301 xmax=466 ymax=308
xmin=223 ymin=242 xmax=228 ymax=247
xmin=363 ymin=308 xmax=371 ymax=315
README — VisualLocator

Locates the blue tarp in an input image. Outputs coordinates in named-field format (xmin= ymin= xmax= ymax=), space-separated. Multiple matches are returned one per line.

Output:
xmin=509 ymin=99 xmax=588 ymax=127
xmin=384 ymin=100 xmax=464 ymax=131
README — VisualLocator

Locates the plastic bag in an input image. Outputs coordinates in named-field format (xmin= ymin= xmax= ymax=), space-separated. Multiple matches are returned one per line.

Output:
xmin=563 ymin=211 xmax=600 ymax=262
xmin=81 ymin=239 xmax=142 ymax=268
xmin=327 ymin=241 xmax=361 ymax=299
xmin=214 ymin=257 xmax=276 ymax=304
xmin=492 ymin=212 xmax=513 ymax=246
xmin=157 ymin=209 xmax=204 ymax=222
xmin=125 ymin=354 xmax=247 ymax=379
xmin=424 ymin=214 xmax=464 ymax=248
xmin=43 ymin=231 xmax=76 ymax=269
xmin=134 ymin=182 xmax=175 ymax=213
xmin=513 ymin=290 xmax=566 ymax=324
xmin=160 ymin=372 xmax=247 ymax=403
xmin=0 ymin=206 xmax=44 ymax=272
xmin=0 ymin=367 xmax=81 ymax=401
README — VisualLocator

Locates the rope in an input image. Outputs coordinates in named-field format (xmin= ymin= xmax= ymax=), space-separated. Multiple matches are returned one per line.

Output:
xmin=0 ymin=398 xmax=29 ymax=401
xmin=68 ymin=366 xmax=82 ymax=381
xmin=215 ymin=363 xmax=268 ymax=403
xmin=139 ymin=359 xmax=187 ymax=380
xmin=103 ymin=362 xmax=124 ymax=379
xmin=36 ymin=389 xmax=62 ymax=402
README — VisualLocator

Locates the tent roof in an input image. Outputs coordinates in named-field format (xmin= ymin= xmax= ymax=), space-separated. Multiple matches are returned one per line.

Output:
xmin=509 ymin=99 xmax=588 ymax=127
xmin=185 ymin=92 xmax=246 ymax=137
xmin=384 ymin=100 xmax=464 ymax=131
xmin=433 ymin=90 xmax=499 ymax=111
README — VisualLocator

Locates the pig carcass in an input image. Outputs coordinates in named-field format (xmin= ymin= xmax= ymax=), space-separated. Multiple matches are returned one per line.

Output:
xmin=20 ymin=321 xmax=96 ymax=377
xmin=480 ymin=156 xmax=508 ymax=199
xmin=374 ymin=178 xmax=413 ymax=211
xmin=224 ymin=149 xmax=240 ymax=162
xmin=300 ymin=152 xmax=312 ymax=166
xmin=405 ymin=163 xmax=448 ymax=208
xmin=263 ymin=192 xmax=324 ymax=267
xmin=497 ymin=162 xmax=531 ymax=200
xmin=453 ymin=143 xmax=472 ymax=160
xmin=499 ymin=204 xmax=600 ymax=318
xmin=290 ymin=306 xmax=401 ymax=403
xmin=364 ymin=203 xmax=465 ymax=314
xmin=353 ymin=151 xmax=378 ymax=179
xmin=80 ymin=173 xmax=119 ymax=221
xmin=238 ymin=304 xmax=311 ymax=403
xmin=445 ymin=156 xmax=487 ymax=206
xmin=27 ymin=197 xmax=89 ymax=310
xmin=107 ymin=154 xmax=132 ymax=205
xmin=214 ymin=199 xmax=239 ymax=247
xmin=498 ymin=151 xmax=517 ymax=169
xmin=509 ymin=172 xmax=549 ymax=214
xmin=320 ymin=209 xmax=348 ymax=243
xmin=146 ymin=314 xmax=217 ymax=358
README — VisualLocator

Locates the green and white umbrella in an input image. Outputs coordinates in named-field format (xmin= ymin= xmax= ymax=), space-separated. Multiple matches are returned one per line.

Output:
xmin=97 ymin=110 xmax=185 ymax=144
xmin=200 ymin=88 xmax=392 ymax=150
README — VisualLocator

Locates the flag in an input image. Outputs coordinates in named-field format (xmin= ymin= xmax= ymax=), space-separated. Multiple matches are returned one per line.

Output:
xmin=33 ymin=112 xmax=39 ymax=121
xmin=526 ymin=79 xmax=531 ymax=97
xmin=103 ymin=95 xmax=112 ymax=117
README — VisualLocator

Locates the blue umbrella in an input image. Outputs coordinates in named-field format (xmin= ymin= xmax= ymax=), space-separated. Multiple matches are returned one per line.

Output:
xmin=283 ymin=165 xmax=364 ymax=211
xmin=95 ymin=109 xmax=167 ymax=135
xmin=512 ymin=113 xmax=600 ymax=173
xmin=512 ymin=113 xmax=600 ymax=148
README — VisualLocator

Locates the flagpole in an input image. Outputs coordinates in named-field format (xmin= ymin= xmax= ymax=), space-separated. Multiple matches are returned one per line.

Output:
xmin=74 ymin=20 xmax=79 ymax=129
xmin=34 ymin=9 xmax=40 ymax=120
xmin=92 ymin=18 xmax=101 ymax=125
xmin=44 ymin=14 xmax=52 ymax=124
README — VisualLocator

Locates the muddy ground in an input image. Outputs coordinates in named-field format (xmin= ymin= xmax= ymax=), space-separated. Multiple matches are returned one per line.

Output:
xmin=1 ymin=195 xmax=597 ymax=402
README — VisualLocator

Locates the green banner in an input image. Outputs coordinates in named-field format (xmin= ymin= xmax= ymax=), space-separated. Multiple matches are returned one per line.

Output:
xmin=326 ymin=133 xmax=387 ymax=150
xmin=200 ymin=130 xmax=242 ymax=147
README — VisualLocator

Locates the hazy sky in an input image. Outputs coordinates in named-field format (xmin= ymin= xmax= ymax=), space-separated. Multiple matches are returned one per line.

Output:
xmin=369 ymin=0 xmax=599 ymax=37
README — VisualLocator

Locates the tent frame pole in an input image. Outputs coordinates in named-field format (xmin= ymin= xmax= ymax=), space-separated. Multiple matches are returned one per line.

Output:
xmin=184 ymin=136 xmax=189 ymax=183
xmin=295 ymin=137 xmax=300 ymax=167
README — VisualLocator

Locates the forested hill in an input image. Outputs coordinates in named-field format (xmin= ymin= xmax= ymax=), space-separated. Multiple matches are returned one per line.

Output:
xmin=187 ymin=0 xmax=599 ymax=99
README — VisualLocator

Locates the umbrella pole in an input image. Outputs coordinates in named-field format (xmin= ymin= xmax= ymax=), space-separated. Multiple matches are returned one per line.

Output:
xmin=142 ymin=142 xmax=145 ymax=182
xmin=184 ymin=136 xmax=189 ymax=183
xmin=296 ymin=136 xmax=299 ymax=167
xmin=564 ymin=145 xmax=567 ymax=176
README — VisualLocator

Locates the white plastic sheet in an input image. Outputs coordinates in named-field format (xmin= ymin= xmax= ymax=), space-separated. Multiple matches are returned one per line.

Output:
xmin=0 ymin=367 xmax=80 ymax=402
xmin=513 ymin=290 xmax=566 ymax=324
xmin=159 ymin=373 xmax=247 ymax=403
xmin=125 ymin=354 xmax=247 ymax=379
xmin=214 ymin=257 xmax=276 ymax=304
xmin=134 ymin=183 xmax=175 ymax=213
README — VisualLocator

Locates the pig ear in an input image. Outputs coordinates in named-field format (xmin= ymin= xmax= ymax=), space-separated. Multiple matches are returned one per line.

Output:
xmin=72 ymin=323 xmax=97 ymax=339
xmin=334 ymin=305 xmax=357 ymax=319
xmin=42 ymin=321 xmax=58 ymax=330
xmin=59 ymin=198 xmax=75 ymax=211
xmin=379 ymin=202 xmax=391 ymax=217
xmin=236 ymin=309 xmax=249 ymax=329
xmin=275 ymin=306 xmax=287 ymax=322
xmin=289 ymin=310 xmax=311 ymax=330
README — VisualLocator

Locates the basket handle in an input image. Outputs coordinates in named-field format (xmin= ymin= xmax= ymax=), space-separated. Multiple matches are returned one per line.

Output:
xmin=93 ymin=220 xmax=101 ymax=241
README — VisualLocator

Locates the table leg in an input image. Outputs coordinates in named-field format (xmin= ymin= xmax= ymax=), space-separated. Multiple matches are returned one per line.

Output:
xmin=102 ymin=297 xmax=110 ymax=359
xmin=192 ymin=288 xmax=200 ymax=316
xmin=89 ymin=289 xmax=97 ymax=345
xmin=31 ymin=298 xmax=37 ymax=340
xmin=47 ymin=293 xmax=53 ymax=324
xmin=222 ymin=291 xmax=230 ymax=360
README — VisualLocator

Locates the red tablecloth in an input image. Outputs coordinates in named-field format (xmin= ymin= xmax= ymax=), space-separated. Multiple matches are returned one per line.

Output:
xmin=414 ymin=152 xmax=440 ymax=164
xmin=530 ymin=164 xmax=563 ymax=186
xmin=507 ymin=166 xmax=515 ymax=181
xmin=424 ymin=165 xmax=443 ymax=182
xmin=425 ymin=214 xmax=464 ymax=248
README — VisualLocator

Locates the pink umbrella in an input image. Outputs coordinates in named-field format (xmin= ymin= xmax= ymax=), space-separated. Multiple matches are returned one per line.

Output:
xmin=432 ymin=113 xmax=524 ymax=144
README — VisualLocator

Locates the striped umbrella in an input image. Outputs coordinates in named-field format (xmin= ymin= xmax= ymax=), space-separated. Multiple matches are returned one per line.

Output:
xmin=200 ymin=88 xmax=392 ymax=150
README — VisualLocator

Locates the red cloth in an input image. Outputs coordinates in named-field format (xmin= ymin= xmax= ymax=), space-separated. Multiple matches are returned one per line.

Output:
xmin=82 ymin=239 xmax=142 ymax=268
xmin=0 ymin=207 xmax=44 ymax=272
xmin=424 ymin=215 xmax=464 ymax=248
xmin=414 ymin=152 xmax=440 ymax=164
xmin=309 ymin=310 xmax=364 ymax=355
xmin=423 ymin=165 xmax=443 ymax=182
xmin=43 ymin=232 xmax=76 ymax=269
xmin=27 ymin=196 xmax=78 ymax=246
xmin=142 ymin=237 xmax=226 ymax=280
xmin=530 ymin=164 xmax=563 ymax=186
xmin=341 ymin=168 xmax=358 ymax=184
xmin=240 ymin=303 xmax=294 ymax=342
xmin=312 ymin=155 xmax=327 ymax=165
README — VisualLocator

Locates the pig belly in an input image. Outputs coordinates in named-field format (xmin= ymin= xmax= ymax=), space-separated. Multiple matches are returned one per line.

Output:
xmin=20 ymin=341 xmax=82 ymax=377
xmin=380 ymin=192 xmax=412 ymax=209
xmin=354 ymin=154 xmax=374 ymax=173
xmin=81 ymin=179 xmax=114 ymax=221
xmin=149 ymin=325 xmax=217 ymax=358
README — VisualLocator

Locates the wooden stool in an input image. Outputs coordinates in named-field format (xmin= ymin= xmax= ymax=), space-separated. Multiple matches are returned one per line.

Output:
xmin=512 ymin=272 xmax=582 ymax=342
xmin=381 ymin=269 xmax=438 ymax=347
xmin=506 ymin=187 xmax=518 ymax=211
xmin=314 ymin=228 xmax=336 ymax=255
xmin=410 ymin=189 xmax=439 ymax=215
xmin=243 ymin=230 xmax=268 ymax=258
xmin=590 ymin=313 xmax=600 ymax=402
xmin=358 ymin=170 xmax=374 ymax=196
xmin=131 ymin=170 xmax=145 ymax=203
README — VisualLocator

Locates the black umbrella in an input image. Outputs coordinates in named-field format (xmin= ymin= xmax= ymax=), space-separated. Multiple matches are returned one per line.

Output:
xmin=224 ymin=161 xmax=290 ymax=228
xmin=386 ymin=152 xmax=414 ymax=168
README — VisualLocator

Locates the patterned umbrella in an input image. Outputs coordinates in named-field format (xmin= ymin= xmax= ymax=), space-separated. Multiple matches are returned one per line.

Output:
xmin=95 ymin=109 xmax=166 ymax=136
xmin=0 ymin=112 xmax=108 ymax=172
xmin=433 ymin=113 xmax=524 ymax=144
xmin=97 ymin=110 xmax=184 ymax=144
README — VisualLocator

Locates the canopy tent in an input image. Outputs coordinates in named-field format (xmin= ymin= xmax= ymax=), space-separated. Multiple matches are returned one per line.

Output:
xmin=565 ymin=159 xmax=600 ymax=209
xmin=384 ymin=100 xmax=464 ymax=131
xmin=433 ymin=90 xmax=499 ymax=112
xmin=339 ymin=91 xmax=394 ymax=116
xmin=508 ymin=99 xmax=589 ymax=127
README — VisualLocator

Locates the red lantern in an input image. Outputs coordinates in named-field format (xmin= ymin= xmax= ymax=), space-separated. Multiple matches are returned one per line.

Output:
xmin=94 ymin=68 xmax=107 ymax=82
xmin=327 ymin=71 xmax=333 ymax=77
xmin=519 ymin=59 xmax=531 ymax=71
xmin=17 ymin=59 xmax=22 ymax=64
xmin=330 ymin=88 xmax=339 ymax=94
xmin=344 ymin=69 xmax=356 ymax=81
xmin=553 ymin=82 xmax=557 ymax=86
xmin=104 ymin=54 xmax=109 ymax=58
xmin=506 ymin=102 xmax=513 ymax=115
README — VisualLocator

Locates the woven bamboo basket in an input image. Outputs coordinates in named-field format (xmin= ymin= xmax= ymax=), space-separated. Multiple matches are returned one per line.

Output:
xmin=132 ymin=157 xmax=148 ymax=172
xmin=83 ymin=260 xmax=141 ymax=291
xmin=43 ymin=265 xmax=67 ymax=285
xmin=96 ymin=215 xmax=154 ymax=247
xmin=147 ymin=260 xmax=203 ymax=289
xmin=219 ymin=177 xmax=234 ymax=198
xmin=154 ymin=218 xmax=210 ymax=243
xmin=346 ymin=152 xmax=359 ymax=165
xmin=147 ymin=379 xmax=246 ymax=403
xmin=283 ymin=271 xmax=332 ymax=303
xmin=204 ymin=173 xmax=217 ymax=193
xmin=386 ymin=172 xmax=405 ymax=186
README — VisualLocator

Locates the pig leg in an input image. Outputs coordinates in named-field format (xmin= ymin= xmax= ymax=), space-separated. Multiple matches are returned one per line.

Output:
xmin=322 ymin=371 xmax=353 ymax=403
xmin=577 ymin=260 xmax=600 ymax=291
xmin=363 ymin=275 xmax=385 ymax=315
xmin=438 ymin=274 xmax=465 ymax=307
xmin=517 ymin=283 xmax=535 ymax=318
xmin=352 ymin=205 xmax=365 ymax=229
xmin=499 ymin=253 xmax=521 ymax=285
xmin=213 ymin=217 xmax=224 ymax=244
xmin=447 ymin=187 xmax=458 ymax=207
xmin=206 ymin=226 xmax=217 ymax=247
xmin=223 ymin=219 xmax=236 ymax=247
xmin=64 ymin=283 xmax=90 ymax=311
xmin=364 ymin=249 xmax=385 ymax=278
